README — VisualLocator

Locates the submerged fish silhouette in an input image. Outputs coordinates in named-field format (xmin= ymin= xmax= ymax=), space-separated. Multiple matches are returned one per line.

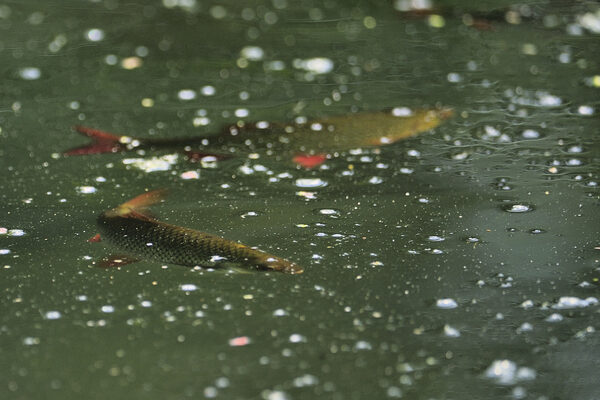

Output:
xmin=91 ymin=190 xmax=303 ymax=274
xmin=65 ymin=108 xmax=452 ymax=168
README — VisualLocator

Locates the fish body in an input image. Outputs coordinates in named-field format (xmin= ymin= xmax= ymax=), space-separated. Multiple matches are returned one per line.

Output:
xmin=65 ymin=108 xmax=452 ymax=167
xmin=96 ymin=190 xmax=302 ymax=274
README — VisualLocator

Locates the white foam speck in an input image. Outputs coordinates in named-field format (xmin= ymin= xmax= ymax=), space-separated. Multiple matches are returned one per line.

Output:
xmin=19 ymin=67 xmax=41 ymax=80
xmin=436 ymin=298 xmax=458 ymax=309
xmin=76 ymin=186 xmax=97 ymax=194
xmin=484 ymin=360 xmax=536 ymax=385
xmin=443 ymin=324 xmax=461 ymax=337
xmin=178 ymin=89 xmax=197 ymax=100
xmin=240 ymin=46 xmax=264 ymax=61
xmin=45 ymin=311 xmax=62 ymax=320
xmin=295 ymin=178 xmax=327 ymax=188
xmin=86 ymin=28 xmax=105 ymax=42
xmin=552 ymin=296 xmax=598 ymax=309
xmin=180 ymin=284 xmax=198 ymax=291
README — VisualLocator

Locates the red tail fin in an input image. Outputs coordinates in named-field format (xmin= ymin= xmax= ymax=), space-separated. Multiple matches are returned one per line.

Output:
xmin=63 ymin=126 xmax=125 ymax=156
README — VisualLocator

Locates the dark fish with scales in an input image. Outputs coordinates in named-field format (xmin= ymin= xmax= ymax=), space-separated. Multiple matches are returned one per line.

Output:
xmin=91 ymin=190 xmax=303 ymax=274
xmin=64 ymin=108 xmax=452 ymax=168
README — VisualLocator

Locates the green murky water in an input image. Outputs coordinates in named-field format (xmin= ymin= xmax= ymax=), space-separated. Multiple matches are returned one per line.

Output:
xmin=1 ymin=1 xmax=599 ymax=399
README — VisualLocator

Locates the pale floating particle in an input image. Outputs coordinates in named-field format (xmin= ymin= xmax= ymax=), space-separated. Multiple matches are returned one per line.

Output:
xmin=484 ymin=360 xmax=518 ymax=385
xmin=289 ymin=334 xmax=306 ymax=343
xmin=354 ymin=340 xmax=372 ymax=350
xmin=363 ymin=16 xmax=376 ymax=29
xmin=264 ymin=60 xmax=286 ymax=71
xmin=180 ymin=284 xmax=198 ymax=292
xmin=295 ymin=178 xmax=327 ymax=188
xmin=8 ymin=229 xmax=25 ymax=237
xmin=296 ymin=191 xmax=317 ymax=199
xmin=447 ymin=72 xmax=462 ymax=82
xmin=521 ymin=43 xmax=537 ymax=55
xmin=105 ymin=54 xmax=118 ymax=65
xmin=545 ymin=313 xmax=563 ymax=322
xmin=317 ymin=208 xmax=339 ymax=216
xmin=369 ymin=176 xmax=383 ymax=184
xmin=235 ymin=108 xmax=249 ymax=118
xmin=45 ymin=311 xmax=62 ymax=320
xmin=240 ymin=46 xmax=264 ymax=61
xmin=195 ymin=310 xmax=205 ymax=317
xmin=135 ymin=46 xmax=149 ymax=57
xmin=23 ymin=337 xmax=40 ymax=346
xmin=436 ymin=298 xmax=458 ymax=309
xmin=577 ymin=105 xmax=594 ymax=115
xmin=522 ymin=129 xmax=540 ymax=139
xmin=294 ymin=57 xmax=334 ymax=74
xmin=178 ymin=89 xmax=197 ymax=100
xmin=201 ymin=85 xmax=216 ymax=96
xmin=392 ymin=107 xmax=413 ymax=117
xmin=428 ymin=235 xmax=445 ymax=242
xmin=293 ymin=374 xmax=318 ymax=387
xmin=443 ymin=324 xmax=461 ymax=337
xmin=180 ymin=170 xmax=200 ymax=180
xmin=428 ymin=14 xmax=445 ymax=28
xmin=266 ymin=391 xmax=289 ymax=400
xmin=95 ymin=176 xmax=106 ymax=182
xmin=122 ymin=154 xmax=178 ymax=172
xmin=517 ymin=322 xmax=533 ymax=332
xmin=537 ymin=92 xmax=562 ymax=107
xmin=520 ymin=299 xmax=534 ymax=309
xmin=19 ymin=67 xmax=41 ymax=80
xmin=229 ymin=336 xmax=251 ymax=346
xmin=140 ymin=300 xmax=152 ymax=307
xmin=0 ymin=249 xmax=11 ymax=255
xmin=552 ymin=296 xmax=598 ymax=309
xmin=407 ymin=149 xmax=420 ymax=157
xmin=387 ymin=386 xmax=403 ymax=398
xmin=505 ymin=204 xmax=532 ymax=213
xmin=548 ymin=166 xmax=558 ymax=174
xmin=85 ymin=28 xmax=105 ymax=42
xmin=101 ymin=305 xmax=114 ymax=313
xmin=209 ymin=5 xmax=227 ymax=19
xmin=76 ymin=186 xmax=97 ymax=194
xmin=273 ymin=309 xmax=288 ymax=317
xmin=567 ymin=145 xmax=583 ymax=153
xmin=399 ymin=167 xmax=413 ymax=174
xmin=121 ymin=56 xmax=142 ymax=70
xmin=452 ymin=151 xmax=469 ymax=160
xmin=141 ymin=98 xmax=154 ymax=107
xmin=193 ymin=117 xmax=210 ymax=126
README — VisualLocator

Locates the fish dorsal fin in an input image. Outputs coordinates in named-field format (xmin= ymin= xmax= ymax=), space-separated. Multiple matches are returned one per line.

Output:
xmin=112 ymin=189 xmax=167 ymax=219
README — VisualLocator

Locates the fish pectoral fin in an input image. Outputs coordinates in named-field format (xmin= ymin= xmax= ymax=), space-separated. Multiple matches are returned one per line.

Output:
xmin=94 ymin=254 xmax=140 ymax=268
xmin=293 ymin=153 xmax=328 ymax=169
xmin=88 ymin=233 xmax=102 ymax=242
xmin=63 ymin=126 xmax=126 ymax=156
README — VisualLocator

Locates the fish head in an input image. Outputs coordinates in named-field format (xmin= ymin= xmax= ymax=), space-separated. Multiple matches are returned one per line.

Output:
xmin=255 ymin=255 xmax=304 ymax=274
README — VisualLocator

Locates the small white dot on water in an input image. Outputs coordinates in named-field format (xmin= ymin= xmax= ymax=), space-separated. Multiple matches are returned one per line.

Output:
xmin=545 ymin=313 xmax=563 ymax=322
xmin=85 ymin=28 xmax=105 ymax=42
xmin=240 ymin=46 xmax=264 ymax=61
xmin=180 ymin=284 xmax=198 ymax=291
xmin=19 ymin=67 xmax=41 ymax=80
xmin=436 ymin=298 xmax=458 ymax=309
xmin=201 ymin=86 xmax=216 ymax=96
xmin=289 ymin=334 xmax=306 ymax=343
xmin=0 ymin=249 xmax=11 ymax=255
xmin=522 ymin=129 xmax=540 ymax=139
xmin=76 ymin=186 xmax=97 ymax=194
xmin=295 ymin=178 xmax=327 ymax=188
xmin=235 ymin=108 xmax=249 ymax=118
xmin=101 ymin=305 xmax=114 ymax=313
xmin=506 ymin=204 xmax=531 ymax=213
xmin=178 ymin=89 xmax=197 ymax=100
xmin=45 ymin=311 xmax=62 ymax=320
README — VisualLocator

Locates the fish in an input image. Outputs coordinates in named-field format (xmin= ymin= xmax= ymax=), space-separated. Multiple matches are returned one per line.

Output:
xmin=64 ymin=108 xmax=452 ymax=168
xmin=91 ymin=189 xmax=303 ymax=274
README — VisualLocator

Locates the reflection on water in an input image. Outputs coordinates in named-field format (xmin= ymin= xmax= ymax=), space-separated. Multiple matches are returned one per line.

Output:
xmin=1 ymin=0 xmax=599 ymax=399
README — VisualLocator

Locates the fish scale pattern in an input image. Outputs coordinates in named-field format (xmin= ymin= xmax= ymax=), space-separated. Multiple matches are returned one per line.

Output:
xmin=97 ymin=213 xmax=301 ymax=273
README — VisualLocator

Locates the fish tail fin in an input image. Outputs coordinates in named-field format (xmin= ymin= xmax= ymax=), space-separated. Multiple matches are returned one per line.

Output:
xmin=63 ymin=126 xmax=127 ymax=156
xmin=113 ymin=189 xmax=168 ymax=218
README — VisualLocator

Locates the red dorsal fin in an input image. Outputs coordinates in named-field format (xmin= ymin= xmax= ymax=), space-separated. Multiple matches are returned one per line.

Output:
xmin=110 ymin=189 xmax=167 ymax=219
xmin=63 ymin=126 xmax=126 ymax=156
xmin=293 ymin=153 xmax=328 ymax=169
xmin=88 ymin=233 xmax=102 ymax=242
